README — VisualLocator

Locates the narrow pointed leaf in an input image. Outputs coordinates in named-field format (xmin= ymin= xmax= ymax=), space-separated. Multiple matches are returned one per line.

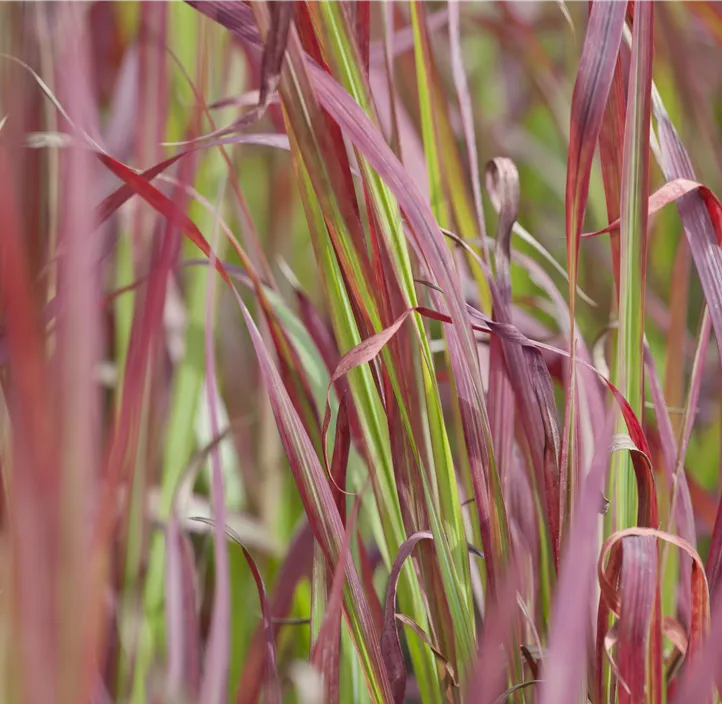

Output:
xmin=566 ymin=0 xmax=627 ymax=317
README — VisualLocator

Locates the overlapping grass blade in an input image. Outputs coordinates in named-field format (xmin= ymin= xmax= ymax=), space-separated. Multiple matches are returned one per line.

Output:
xmin=564 ymin=1 xmax=628 ymax=561
xmin=565 ymin=1 xmax=627 ymax=324
xmin=613 ymin=0 xmax=654 ymax=533
xmin=237 ymin=295 xmax=394 ymax=703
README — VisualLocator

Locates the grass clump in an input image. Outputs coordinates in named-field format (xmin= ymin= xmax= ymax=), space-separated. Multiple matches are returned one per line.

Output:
xmin=2 ymin=2 xmax=722 ymax=703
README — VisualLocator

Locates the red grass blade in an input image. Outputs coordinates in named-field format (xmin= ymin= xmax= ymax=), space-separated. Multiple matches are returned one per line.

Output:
xmin=199 ymin=221 xmax=231 ymax=704
xmin=378 ymin=527 xmax=483 ymax=701
xmin=320 ymin=308 xmax=413 ymax=478
xmin=185 ymin=1 xmax=262 ymax=50
xmin=485 ymin=157 xmax=562 ymax=567
xmin=236 ymin=524 xmax=314 ymax=704
xmin=395 ymin=614 xmax=458 ymax=692
xmin=99 ymin=151 xmax=325 ymax=476
xmin=448 ymin=0 xmax=488 ymax=261
xmin=647 ymin=105 xmax=722 ymax=639
xmin=309 ymin=62 xmax=511 ymax=591
xmin=165 ymin=516 xmax=201 ymax=699
xmin=597 ymin=36 xmax=628 ymax=297
xmin=96 ymin=152 xmax=230 ymax=285
xmin=95 ymin=134 xmax=290 ymax=233
xmin=540 ymin=412 xmax=617 ymax=704
xmin=464 ymin=564 xmax=524 ymax=704
xmin=95 ymin=143 xmax=331 ymax=697
xmin=706 ymin=485 xmax=722 ymax=609
xmin=295 ymin=289 xmax=370 ymax=465
xmin=0 ymin=110 xmax=60 ymax=704
xmin=608 ymin=436 xmax=658 ymax=529
xmin=310 ymin=495 xmax=362 ymax=703
xmin=193 ymin=519 xmax=282 ymax=704
xmin=644 ymin=345 xmax=696 ymax=626
xmin=330 ymin=394 xmax=351 ymax=524
xmin=565 ymin=0 xmax=627 ymax=319
xmin=485 ymin=158 xmax=517 ymax=517
xmin=97 ymin=144 xmax=200 ymax=572
xmin=381 ymin=531 xmax=434 ymax=703
xmin=354 ymin=0 xmax=371 ymax=74
xmin=583 ymin=178 xmax=722 ymax=240
xmin=563 ymin=2 xmax=628 ymax=589
xmin=670 ymin=591 xmax=722 ymax=704
xmin=235 ymin=296 xmax=394 ymax=702
xmin=618 ymin=535 xmax=658 ymax=704
xmin=340 ymin=286 xmax=655 ymax=534
xmin=258 ymin=2 xmax=293 ymax=108
xmin=598 ymin=528 xmax=711 ymax=703
xmin=185 ymin=0 xmax=511 ymax=610
xmin=653 ymin=105 xmax=722 ymax=396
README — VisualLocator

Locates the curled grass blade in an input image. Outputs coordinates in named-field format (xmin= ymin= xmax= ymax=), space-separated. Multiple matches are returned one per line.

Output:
xmin=236 ymin=523 xmax=314 ymax=704
xmin=653 ymin=91 xmax=722 ymax=414
xmin=192 ymin=519 xmax=282 ymax=704
xmin=381 ymin=530 xmax=434 ymax=703
xmin=582 ymin=178 xmax=722 ymax=241
xmin=381 ymin=530 xmax=484 ymax=701
xmin=598 ymin=528 xmax=710 ymax=667
xmin=486 ymin=157 xmax=562 ymax=568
